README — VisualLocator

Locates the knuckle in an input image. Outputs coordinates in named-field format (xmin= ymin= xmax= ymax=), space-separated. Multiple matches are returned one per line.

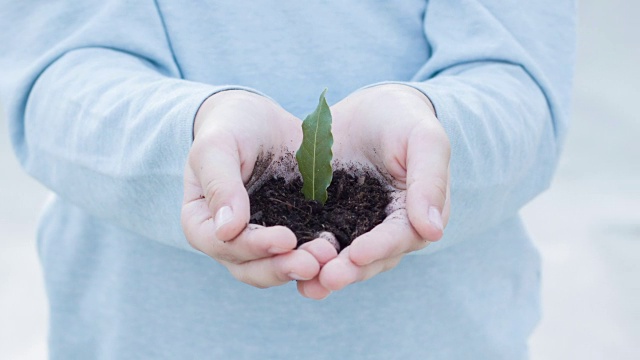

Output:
xmin=409 ymin=177 xmax=448 ymax=205
xmin=408 ymin=170 xmax=449 ymax=199
xmin=229 ymin=266 xmax=268 ymax=289
xmin=377 ymin=229 xmax=401 ymax=256
xmin=218 ymin=252 xmax=243 ymax=264
xmin=204 ymin=178 xmax=242 ymax=209
xmin=211 ymin=241 xmax=243 ymax=264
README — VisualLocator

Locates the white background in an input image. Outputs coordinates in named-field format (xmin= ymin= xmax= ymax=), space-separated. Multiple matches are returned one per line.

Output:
xmin=1 ymin=0 xmax=638 ymax=358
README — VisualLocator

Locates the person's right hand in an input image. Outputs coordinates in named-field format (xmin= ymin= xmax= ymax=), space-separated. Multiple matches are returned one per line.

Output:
xmin=181 ymin=90 xmax=326 ymax=288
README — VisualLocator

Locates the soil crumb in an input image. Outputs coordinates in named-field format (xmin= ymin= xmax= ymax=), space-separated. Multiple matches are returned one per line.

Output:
xmin=249 ymin=170 xmax=391 ymax=251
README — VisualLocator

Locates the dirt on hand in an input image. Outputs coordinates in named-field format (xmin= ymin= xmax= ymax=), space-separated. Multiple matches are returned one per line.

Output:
xmin=249 ymin=170 xmax=391 ymax=251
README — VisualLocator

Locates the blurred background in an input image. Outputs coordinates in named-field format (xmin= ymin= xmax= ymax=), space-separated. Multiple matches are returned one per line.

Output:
xmin=1 ymin=1 xmax=638 ymax=359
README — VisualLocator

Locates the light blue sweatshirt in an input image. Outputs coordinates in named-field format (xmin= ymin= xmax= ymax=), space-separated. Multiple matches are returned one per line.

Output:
xmin=0 ymin=1 xmax=575 ymax=359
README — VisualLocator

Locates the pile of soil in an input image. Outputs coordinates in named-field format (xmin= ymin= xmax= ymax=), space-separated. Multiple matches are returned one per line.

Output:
xmin=249 ymin=170 xmax=391 ymax=251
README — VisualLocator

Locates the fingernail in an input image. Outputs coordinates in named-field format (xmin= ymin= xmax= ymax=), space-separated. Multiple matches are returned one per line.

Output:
xmin=428 ymin=206 xmax=443 ymax=232
xmin=288 ymin=272 xmax=308 ymax=281
xmin=215 ymin=206 xmax=233 ymax=231
xmin=317 ymin=231 xmax=341 ymax=252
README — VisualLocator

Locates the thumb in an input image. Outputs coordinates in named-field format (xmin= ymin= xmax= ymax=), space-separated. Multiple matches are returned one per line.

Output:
xmin=405 ymin=121 xmax=451 ymax=241
xmin=189 ymin=134 xmax=250 ymax=242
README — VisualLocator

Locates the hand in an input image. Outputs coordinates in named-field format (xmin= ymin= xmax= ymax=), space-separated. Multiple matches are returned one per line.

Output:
xmin=181 ymin=90 xmax=321 ymax=288
xmin=297 ymin=84 xmax=451 ymax=298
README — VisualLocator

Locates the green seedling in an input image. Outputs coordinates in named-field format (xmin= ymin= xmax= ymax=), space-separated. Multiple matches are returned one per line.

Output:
xmin=296 ymin=89 xmax=334 ymax=205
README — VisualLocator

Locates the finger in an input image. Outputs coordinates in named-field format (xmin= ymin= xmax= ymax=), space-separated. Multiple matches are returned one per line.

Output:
xmin=226 ymin=250 xmax=320 ymax=289
xmin=298 ymin=237 xmax=339 ymax=266
xmin=297 ymin=277 xmax=332 ymax=300
xmin=189 ymin=131 xmax=251 ymax=242
xmin=213 ymin=225 xmax=297 ymax=263
xmin=319 ymin=247 xmax=403 ymax=291
xmin=348 ymin=209 xmax=427 ymax=267
xmin=296 ymin=238 xmax=338 ymax=300
xmin=405 ymin=120 xmax=451 ymax=241
xmin=182 ymin=202 xmax=297 ymax=262
xmin=184 ymin=164 xmax=288 ymax=262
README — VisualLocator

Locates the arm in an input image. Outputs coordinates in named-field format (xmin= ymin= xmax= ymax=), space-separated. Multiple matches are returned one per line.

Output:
xmin=416 ymin=0 xmax=576 ymax=253
xmin=383 ymin=0 xmax=576 ymax=254
xmin=306 ymin=0 xmax=576 ymax=295
xmin=2 ymin=1 xmax=324 ymax=285
xmin=0 ymin=1 xmax=247 ymax=250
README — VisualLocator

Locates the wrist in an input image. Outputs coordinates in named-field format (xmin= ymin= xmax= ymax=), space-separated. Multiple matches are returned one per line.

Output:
xmin=193 ymin=90 xmax=272 ymax=138
xmin=362 ymin=83 xmax=436 ymax=116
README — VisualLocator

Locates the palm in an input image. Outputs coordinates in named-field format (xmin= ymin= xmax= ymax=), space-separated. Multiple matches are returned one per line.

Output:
xmin=297 ymin=85 xmax=451 ymax=298
xmin=182 ymin=90 xmax=320 ymax=289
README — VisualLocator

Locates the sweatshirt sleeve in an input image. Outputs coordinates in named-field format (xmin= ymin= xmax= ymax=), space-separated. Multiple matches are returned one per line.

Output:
xmin=390 ymin=0 xmax=576 ymax=254
xmin=0 ymin=1 xmax=256 ymax=252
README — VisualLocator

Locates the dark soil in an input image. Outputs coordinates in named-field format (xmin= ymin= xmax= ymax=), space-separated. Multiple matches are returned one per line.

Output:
xmin=249 ymin=170 xmax=391 ymax=251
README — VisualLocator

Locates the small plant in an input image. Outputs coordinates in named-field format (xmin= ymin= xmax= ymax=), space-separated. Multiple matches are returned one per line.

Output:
xmin=249 ymin=89 xmax=391 ymax=250
xmin=295 ymin=89 xmax=334 ymax=205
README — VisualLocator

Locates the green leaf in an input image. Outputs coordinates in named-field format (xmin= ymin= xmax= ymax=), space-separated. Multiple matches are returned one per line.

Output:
xmin=296 ymin=89 xmax=334 ymax=205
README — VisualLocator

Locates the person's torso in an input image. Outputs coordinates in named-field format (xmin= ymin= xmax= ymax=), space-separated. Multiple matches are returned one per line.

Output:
xmin=156 ymin=0 xmax=430 ymax=117
xmin=38 ymin=2 xmax=541 ymax=359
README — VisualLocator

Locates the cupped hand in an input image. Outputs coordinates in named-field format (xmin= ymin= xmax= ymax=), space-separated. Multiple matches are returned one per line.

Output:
xmin=181 ymin=90 xmax=321 ymax=288
xmin=297 ymin=84 xmax=451 ymax=298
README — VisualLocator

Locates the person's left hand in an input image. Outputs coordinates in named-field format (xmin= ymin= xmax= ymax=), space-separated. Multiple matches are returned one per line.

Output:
xmin=297 ymin=84 xmax=451 ymax=299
